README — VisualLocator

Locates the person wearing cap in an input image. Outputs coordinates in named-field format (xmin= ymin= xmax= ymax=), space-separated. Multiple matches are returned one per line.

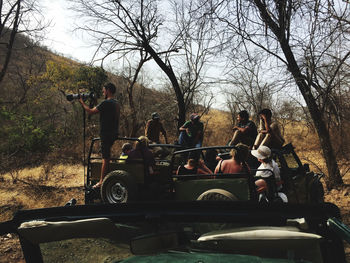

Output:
xmin=229 ymin=110 xmax=257 ymax=147
xmin=79 ymin=82 xmax=120 ymax=189
xmin=253 ymin=108 xmax=285 ymax=150
xmin=145 ymin=112 xmax=168 ymax=144
xmin=251 ymin=145 xmax=283 ymax=194
xmin=179 ymin=113 xmax=204 ymax=148
xmin=118 ymin=143 xmax=133 ymax=163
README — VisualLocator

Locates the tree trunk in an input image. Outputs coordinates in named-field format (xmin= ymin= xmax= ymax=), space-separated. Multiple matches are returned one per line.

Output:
xmin=0 ymin=1 xmax=21 ymax=84
xmin=280 ymin=40 xmax=343 ymax=189
xmin=253 ymin=0 xmax=343 ymax=188
xmin=143 ymin=44 xmax=186 ymax=130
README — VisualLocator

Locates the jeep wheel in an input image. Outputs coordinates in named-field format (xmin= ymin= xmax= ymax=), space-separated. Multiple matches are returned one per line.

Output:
xmin=101 ymin=170 xmax=137 ymax=203
xmin=197 ymin=189 xmax=238 ymax=201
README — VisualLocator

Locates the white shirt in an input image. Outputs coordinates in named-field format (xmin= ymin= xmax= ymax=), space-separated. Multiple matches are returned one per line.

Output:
xmin=255 ymin=159 xmax=281 ymax=182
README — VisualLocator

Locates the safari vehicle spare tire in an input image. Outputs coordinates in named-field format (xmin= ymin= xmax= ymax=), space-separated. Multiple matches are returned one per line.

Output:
xmin=101 ymin=170 xmax=137 ymax=203
xmin=197 ymin=189 xmax=238 ymax=201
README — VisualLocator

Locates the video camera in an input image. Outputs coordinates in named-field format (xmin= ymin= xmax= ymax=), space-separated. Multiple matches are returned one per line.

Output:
xmin=66 ymin=92 xmax=96 ymax=102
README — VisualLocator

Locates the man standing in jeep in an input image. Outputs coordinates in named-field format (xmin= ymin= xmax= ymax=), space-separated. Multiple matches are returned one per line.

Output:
xmin=79 ymin=82 xmax=120 ymax=188
xmin=179 ymin=113 xmax=204 ymax=148
xmin=145 ymin=112 xmax=168 ymax=144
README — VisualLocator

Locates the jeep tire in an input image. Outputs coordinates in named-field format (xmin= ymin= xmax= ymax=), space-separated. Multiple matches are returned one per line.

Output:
xmin=101 ymin=170 xmax=137 ymax=203
xmin=197 ymin=189 xmax=238 ymax=201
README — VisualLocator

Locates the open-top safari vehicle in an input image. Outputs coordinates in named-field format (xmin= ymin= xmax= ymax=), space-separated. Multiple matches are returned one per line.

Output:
xmin=0 ymin=201 xmax=349 ymax=262
xmin=85 ymin=137 xmax=324 ymax=205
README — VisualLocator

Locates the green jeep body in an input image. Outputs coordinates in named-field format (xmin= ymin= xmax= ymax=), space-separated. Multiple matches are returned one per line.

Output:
xmin=85 ymin=138 xmax=323 ymax=205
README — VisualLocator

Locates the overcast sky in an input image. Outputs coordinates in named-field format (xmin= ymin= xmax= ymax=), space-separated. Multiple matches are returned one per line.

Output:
xmin=42 ymin=0 xmax=96 ymax=63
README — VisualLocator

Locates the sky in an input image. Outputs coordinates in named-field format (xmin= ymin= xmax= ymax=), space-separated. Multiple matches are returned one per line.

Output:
xmin=41 ymin=0 xmax=96 ymax=63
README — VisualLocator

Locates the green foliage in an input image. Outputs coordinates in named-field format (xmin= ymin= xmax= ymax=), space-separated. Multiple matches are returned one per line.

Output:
xmin=1 ymin=107 xmax=50 ymax=153
xmin=74 ymin=66 xmax=107 ymax=98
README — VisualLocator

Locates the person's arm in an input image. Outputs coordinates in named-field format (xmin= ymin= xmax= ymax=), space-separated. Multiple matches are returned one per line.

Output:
xmin=214 ymin=160 xmax=223 ymax=174
xmin=160 ymin=123 xmax=168 ymax=144
xmin=198 ymin=159 xmax=213 ymax=174
xmin=179 ymin=121 xmax=189 ymax=132
xmin=145 ymin=120 xmax=151 ymax=137
xmin=176 ymin=166 xmax=181 ymax=175
xmin=235 ymin=121 xmax=254 ymax=134
xmin=259 ymin=114 xmax=270 ymax=134
xmin=79 ymin=98 xmax=99 ymax=115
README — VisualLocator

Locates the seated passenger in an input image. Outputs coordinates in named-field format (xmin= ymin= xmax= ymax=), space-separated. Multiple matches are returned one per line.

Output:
xmin=177 ymin=158 xmax=213 ymax=176
xmin=118 ymin=143 xmax=133 ymax=163
xmin=128 ymin=136 xmax=155 ymax=174
xmin=253 ymin=108 xmax=285 ymax=150
xmin=214 ymin=143 xmax=250 ymax=174
xmin=251 ymin=145 xmax=283 ymax=193
xmin=229 ymin=110 xmax=257 ymax=148
xmin=204 ymin=148 xmax=219 ymax=172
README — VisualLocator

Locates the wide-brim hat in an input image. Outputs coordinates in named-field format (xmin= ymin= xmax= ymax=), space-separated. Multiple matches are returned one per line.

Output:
xmin=251 ymin=145 xmax=271 ymax=159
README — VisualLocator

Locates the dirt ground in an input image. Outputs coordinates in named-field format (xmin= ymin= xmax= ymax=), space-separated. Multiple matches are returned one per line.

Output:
xmin=0 ymin=164 xmax=349 ymax=263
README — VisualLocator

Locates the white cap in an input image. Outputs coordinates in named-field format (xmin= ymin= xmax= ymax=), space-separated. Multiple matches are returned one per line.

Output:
xmin=251 ymin=145 xmax=271 ymax=159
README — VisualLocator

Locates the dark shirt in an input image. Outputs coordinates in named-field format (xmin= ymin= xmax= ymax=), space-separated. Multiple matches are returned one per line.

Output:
xmin=97 ymin=99 xmax=119 ymax=138
xmin=182 ymin=120 xmax=204 ymax=142
xmin=238 ymin=120 xmax=257 ymax=139
xmin=177 ymin=165 xmax=197 ymax=175
xmin=145 ymin=119 xmax=166 ymax=143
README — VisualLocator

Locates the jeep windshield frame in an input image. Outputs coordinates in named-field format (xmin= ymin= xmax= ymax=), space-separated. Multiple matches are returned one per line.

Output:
xmin=0 ymin=202 xmax=347 ymax=263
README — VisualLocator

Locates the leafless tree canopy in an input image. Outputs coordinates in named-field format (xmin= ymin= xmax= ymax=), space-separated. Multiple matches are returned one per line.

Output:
xmin=191 ymin=0 xmax=350 ymax=188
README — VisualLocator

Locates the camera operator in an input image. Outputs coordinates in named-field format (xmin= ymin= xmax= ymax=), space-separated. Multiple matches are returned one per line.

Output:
xmin=79 ymin=82 xmax=120 ymax=189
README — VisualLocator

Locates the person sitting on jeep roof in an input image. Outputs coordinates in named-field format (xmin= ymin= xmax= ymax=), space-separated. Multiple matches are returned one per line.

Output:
xmin=253 ymin=108 xmax=285 ymax=150
xmin=128 ymin=136 xmax=155 ymax=174
xmin=145 ymin=112 xmax=168 ymax=144
xmin=118 ymin=143 xmax=133 ymax=164
xmin=215 ymin=143 xmax=250 ymax=174
xmin=229 ymin=110 xmax=257 ymax=148
xmin=178 ymin=113 xmax=204 ymax=148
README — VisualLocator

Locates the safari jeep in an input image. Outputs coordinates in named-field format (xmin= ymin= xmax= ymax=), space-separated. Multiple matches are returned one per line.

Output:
xmin=85 ymin=137 xmax=182 ymax=204
xmin=85 ymin=137 xmax=324 ymax=205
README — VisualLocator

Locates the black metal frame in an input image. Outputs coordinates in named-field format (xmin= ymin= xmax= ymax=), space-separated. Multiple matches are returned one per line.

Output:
xmin=0 ymin=202 xmax=347 ymax=263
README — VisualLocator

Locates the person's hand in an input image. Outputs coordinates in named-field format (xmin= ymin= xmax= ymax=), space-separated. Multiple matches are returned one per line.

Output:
xmin=233 ymin=126 xmax=238 ymax=130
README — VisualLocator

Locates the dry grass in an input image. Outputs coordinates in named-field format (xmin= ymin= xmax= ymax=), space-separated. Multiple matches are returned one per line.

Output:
xmin=0 ymin=164 xmax=84 ymax=222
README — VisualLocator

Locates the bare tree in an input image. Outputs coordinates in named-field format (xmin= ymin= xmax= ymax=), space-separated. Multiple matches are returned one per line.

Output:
xmin=72 ymin=0 xmax=189 ymax=128
xmin=72 ymin=0 xmax=218 ymax=129
xmin=171 ymin=0 xmax=216 ymax=117
xmin=197 ymin=0 xmax=349 ymax=188
xmin=224 ymin=56 xmax=278 ymax=124
xmin=0 ymin=0 xmax=46 ymax=84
